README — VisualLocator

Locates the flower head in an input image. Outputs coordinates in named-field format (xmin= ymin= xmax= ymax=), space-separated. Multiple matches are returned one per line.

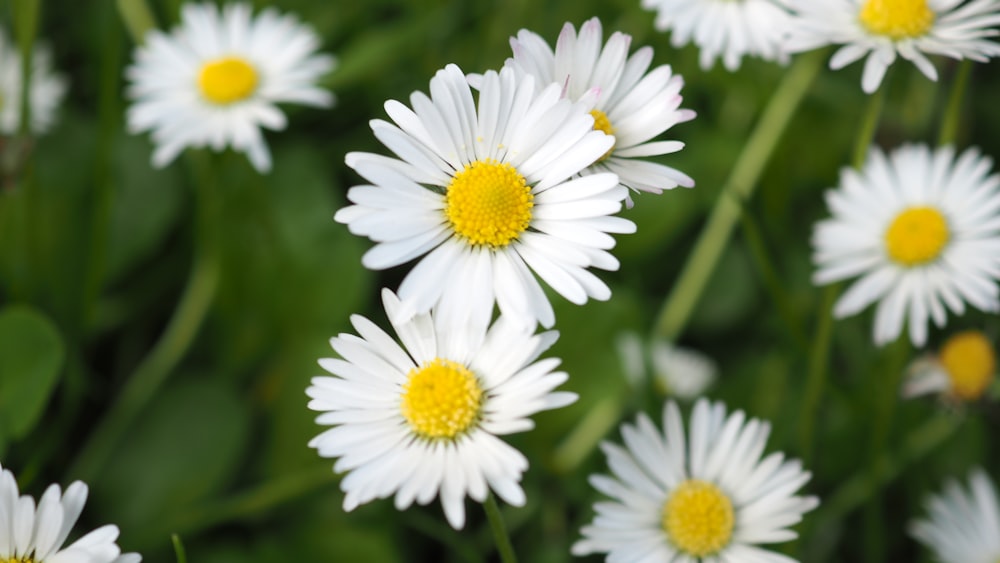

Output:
xmin=641 ymin=0 xmax=793 ymax=70
xmin=306 ymin=289 xmax=577 ymax=529
xmin=125 ymin=2 xmax=335 ymax=172
xmin=903 ymin=330 xmax=997 ymax=402
xmin=336 ymin=63 xmax=635 ymax=331
xmin=786 ymin=0 xmax=1000 ymax=93
xmin=0 ymin=462 xmax=140 ymax=563
xmin=910 ymin=468 xmax=1000 ymax=563
xmin=498 ymin=17 xmax=695 ymax=204
xmin=0 ymin=28 xmax=66 ymax=135
xmin=572 ymin=399 xmax=818 ymax=561
xmin=812 ymin=144 xmax=1000 ymax=346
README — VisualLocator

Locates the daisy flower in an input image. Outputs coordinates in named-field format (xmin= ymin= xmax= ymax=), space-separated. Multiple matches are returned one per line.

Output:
xmin=335 ymin=63 xmax=635 ymax=331
xmin=572 ymin=399 xmax=819 ymax=561
xmin=785 ymin=0 xmax=1000 ymax=93
xmin=812 ymin=144 xmax=1000 ymax=347
xmin=498 ymin=17 xmax=695 ymax=205
xmin=909 ymin=468 xmax=1000 ymax=562
xmin=306 ymin=289 xmax=577 ymax=529
xmin=0 ymin=461 xmax=141 ymax=563
xmin=650 ymin=340 xmax=718 ymax=400
xmin=125 ymin=2 xmax=335 ymax=172
xmin=902 ymin=329 xmax=996 ymax=402
xmin=0 ymin=28 xmax=67 ymax=135
xmin=640 ymin=0 xmax=793 ymax=70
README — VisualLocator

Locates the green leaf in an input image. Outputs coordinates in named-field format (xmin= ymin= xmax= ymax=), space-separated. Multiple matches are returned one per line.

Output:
xmin=0 ymin=305 xmax=65 ymax=440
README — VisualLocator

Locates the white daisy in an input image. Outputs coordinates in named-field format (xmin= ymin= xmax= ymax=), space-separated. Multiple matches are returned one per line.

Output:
xmin=0 ymin=28 xmax=67 ymax=135
xmin=902 ymin=329 xmax=996 ymax=402
xmin=812 ymin=144 xmax=1000 ymax=347
xmin=498 ymin=17 xmax=695 ymax=205
xmin=909 ymin=468 xmax=1000 ymax=563
xmin=650 ymin=340 xmax=718 ymax=400
xmin=335 ymin=63 xmax=635 ymax=331
xmin=785 ymin=0 xmax=1000 ymax=93
xmin=306 ymin=288 xmax=578 ymax=530
xmin=640 ymin=0 xmax=793 ymax=70
xmin=0 ymin=462 xmax=141 ymax=563
xmin=125 ymin=2 xmax=335 ymax=172
xmin=572 ymin=399 xmax=819 ymax=561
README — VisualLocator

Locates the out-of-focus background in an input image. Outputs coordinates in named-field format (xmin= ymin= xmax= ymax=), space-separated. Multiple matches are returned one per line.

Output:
xmin=1 ymin=0 xmax=999 ymax=561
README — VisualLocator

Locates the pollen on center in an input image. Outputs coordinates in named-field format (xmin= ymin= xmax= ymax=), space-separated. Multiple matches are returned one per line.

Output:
xmin=400 ymin=358 xmax=484 ymax=440
xmin=590 ymin=109 xmax=616 ymax=162
xmin=198 ymin=56 xmax=259 ymax=105
xmin=940 ymin=330 xmax=996 ymax=401
xmin=662 ymin=479 xmax=735 ymax=557
xmin=859 ymin=0 xmax=935 ymax=40
xmin=884 ymin=206 xmax=950 ymax=267
xmin=445 ymin=159 xmax=533 ymax=248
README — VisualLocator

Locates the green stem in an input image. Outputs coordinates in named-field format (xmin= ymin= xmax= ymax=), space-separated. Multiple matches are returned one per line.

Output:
xmin=115 ymin=0 xmax=158 ymax=44
xmin=171 ymin=534 xmax=188 ymax=563
xmin=938 ymin=60 xmax=971 ymax=146
xmin=70 ymin=154 xmax=220 ymax=482
xmin=852 ymin=79 xmax=887 ymax=169
xmin=13 ymin=0 xmax=39 ymax=138
xmin=550 ymin=392 xmax=624 ymax=474
xmin=484 ymin=493 xmax=518 ymax=563
xmin=653 ymin=50 xmax=825 ymax=341
xmin=797 ymin=283 xmax=837 ymax=464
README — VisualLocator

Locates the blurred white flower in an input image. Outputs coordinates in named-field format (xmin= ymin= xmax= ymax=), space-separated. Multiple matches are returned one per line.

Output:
xmin=651 ymin=340 xmax=717 ymax=400
xmin=0 ymin=462 xmax=140 ymax=563
xmin=640 ymin=0 xmax=793 ymax=70
xmin=902 ymin=330 xmax=996 ymax=402
xmin=812 ymin=144 xmax=1000 ymax=347
xmin=786 ymin=0 xmax=1000 ymax=93
xmin=336 ymin=63 xmax=634 ymax=331
xmin=0 ymin=28 xmax=67 ymax=135
xmin=306 ymin=289 xmax=577 ymax=529
xmin=125 ymin=2 xmax=335 ymax=172
xmin=910 ymin=468 xmax=1000 ymax=563
xmin=573 ymin=399 xmax=818 ymax=561
xmin=499 ymin=17 xmax=695 ymax=205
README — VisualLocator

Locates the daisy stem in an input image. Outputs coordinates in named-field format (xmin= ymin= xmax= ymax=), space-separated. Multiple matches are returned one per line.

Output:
xmin=70 ymin=151 xmax=220 ymax=482
xmin=171 ymin=534 xmax=188 ymax=563
xmin=797 ymin=283 xmax=837 ymax=465
xmin=115 ymin=0 xmax=158 ymax=44
xmin=484 ymin=493 xmax=518 ymax=563
xmin=938 ymin=60 xmax=972 ymax=147
xmin=852 ymin=80 xmax=887 ymax=169
xmin=653 ymin=50 xmax=825 ymax=342
xmin=13 ymin=0 xmax=39 ymax=139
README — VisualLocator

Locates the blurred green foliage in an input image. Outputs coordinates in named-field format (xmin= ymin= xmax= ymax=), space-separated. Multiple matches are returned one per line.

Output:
xmin=0 ymin=0 xmax=999 ymax=562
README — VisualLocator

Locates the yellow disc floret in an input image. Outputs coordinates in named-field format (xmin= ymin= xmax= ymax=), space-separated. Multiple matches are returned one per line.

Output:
xmin=662 ymin=479 xmax=735 ymax=557
xmin=445 ymin=159 xmax=533 ymax=248
xmin=3 ymin=556 xmax=36 ymax=563
xmin=884 ymin=206 xmax=950 ymax=267
xmin=940 ymin=331 xmax=996 ymax=401
xmin=400 ymin=358 xmax=484 ymax=440
xmin=590 ymin=109 xmax=616 ymax=162
xmin=859 ymin=0 xmax=935 ymax=40
xmin=198 ymin=56 xmax=259 ymax=105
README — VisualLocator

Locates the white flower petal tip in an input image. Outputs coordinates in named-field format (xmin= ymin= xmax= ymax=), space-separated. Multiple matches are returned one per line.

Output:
xmin=811 ymin=144 xmax=1000 ymax=347
xmin=574 ymin=398 xmax=818 ymax=561
xmin=124 ymin=2 xmax=335 ymax=172
xmin=306 ymin=289 xmax=576 ymax=529
xmin=504 ymin=17 xmax=695 ymax=200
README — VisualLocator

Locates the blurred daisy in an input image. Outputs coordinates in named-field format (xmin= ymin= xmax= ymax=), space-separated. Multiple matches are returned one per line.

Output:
xmin=640 ymin=0 xmax=793 ymax=70
xmin=812 ymin=144 xmax=1000 ymax=346
xmin=125 ymin=2 xmax=335 ymax=172
xmin=0 ymin=461 xmax=141 ymax=563
xmin=903 ymin=329 xmax=996 ymax=402
xmin=572 ymin=399 xmax=818 ymax=561
xmin=0 ymin=28 xmax=67 ymax=135
xmin=306 ymin=289 xmax=577 ymax=529
xmin=786 ymin=0 xmax=1000 ymax=93
xmin=910 ymin=468 xmax=1000 ymax=562
xmin=651 ymin=340 xmax=718 ymax=400
xmin=500 ymin=17 xmax=695 ymax=205
xmin=336 ymin=64 xmax=634 ymax=331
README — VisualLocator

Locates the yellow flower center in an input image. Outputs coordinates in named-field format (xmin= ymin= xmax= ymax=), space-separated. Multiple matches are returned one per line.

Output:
xmin=940 ymin=331 xmax=996 ymax=401
xmin=444 ymin=159 xmax=533 ymax=248
xmin=859 ymin=0 xmax=935 ymax=40
xmin=400 ymin=358 xmax=484 ymax=440
xmin=2 ymin=557 xmax=36 ymax=563
xmin=884 ymin=206 xmax=950 ymax=267
xmin=590 ymin=109 xmax=616 ymax=162
xmin=662 ymin=479 xmax=735 ymax=557
xmin=197 ymin=56 xmax=259 ymax=105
